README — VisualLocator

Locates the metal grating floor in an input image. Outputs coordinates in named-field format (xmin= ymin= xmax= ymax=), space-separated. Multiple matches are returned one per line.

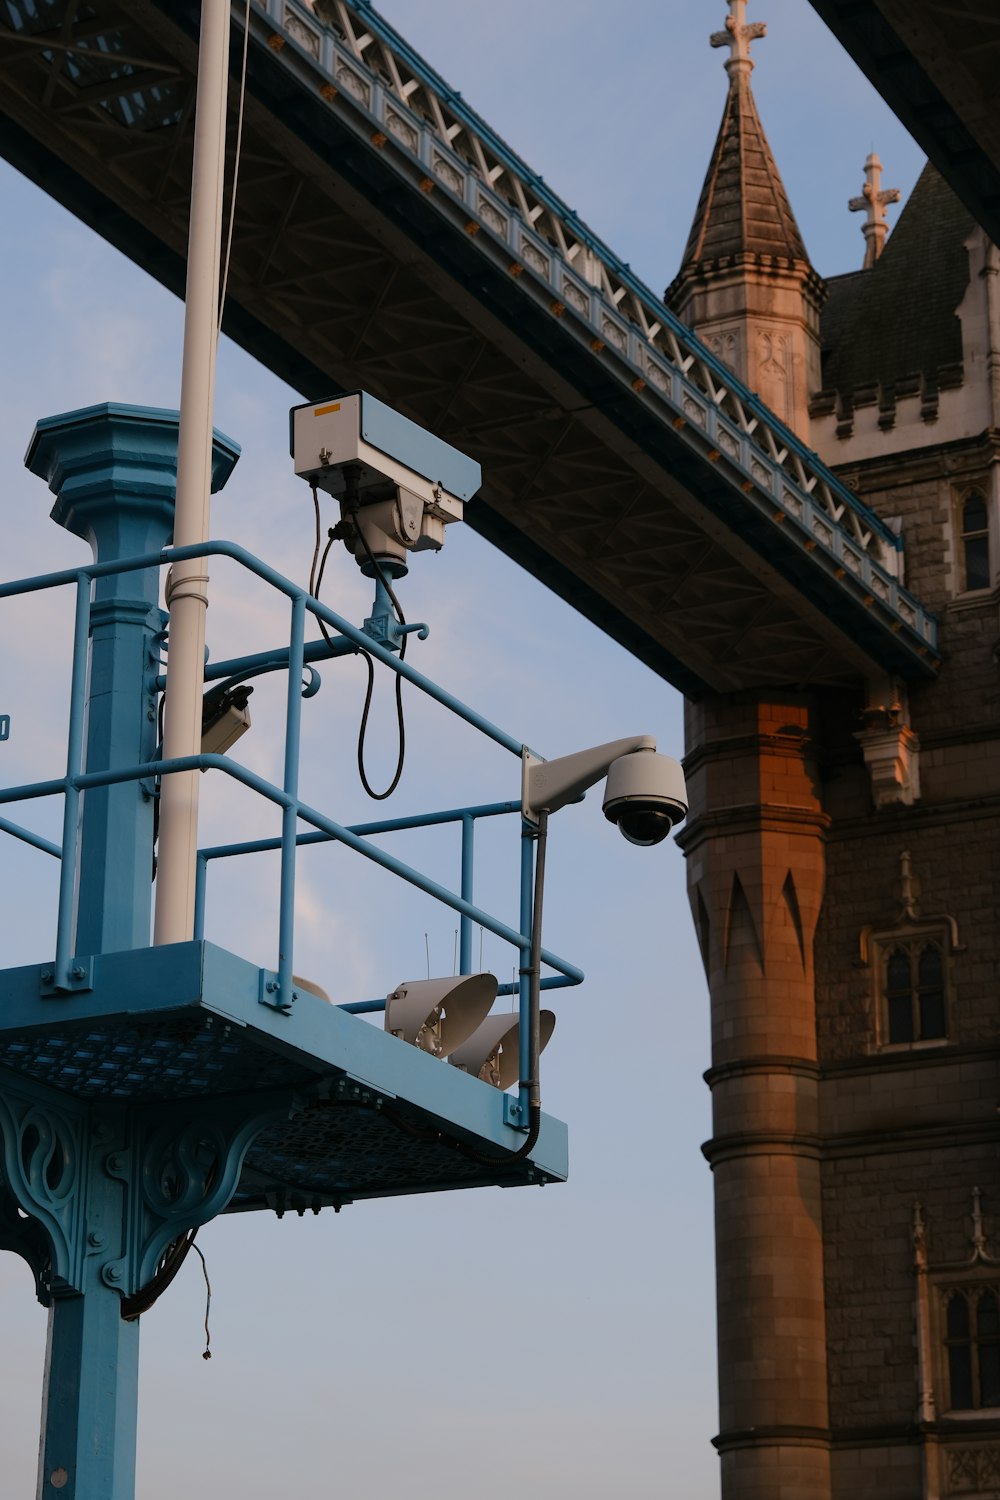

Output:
xmin=0 ymin=1014 xmax=314 ymax=1102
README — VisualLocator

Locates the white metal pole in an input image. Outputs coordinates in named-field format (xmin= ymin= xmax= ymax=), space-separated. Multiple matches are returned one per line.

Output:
xmin=154 ymin=0 xmax=231 ymax=946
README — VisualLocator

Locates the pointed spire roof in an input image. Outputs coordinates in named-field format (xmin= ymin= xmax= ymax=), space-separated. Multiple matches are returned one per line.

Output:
xmin=671 ymin=4 xmax=813 ymax=282
xmin=681 ymin=75 xmax=809 ymax=267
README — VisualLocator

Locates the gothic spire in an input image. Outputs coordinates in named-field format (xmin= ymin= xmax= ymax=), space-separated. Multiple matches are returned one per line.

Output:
xmin=673 ymin=2 xmax=811 ymax=274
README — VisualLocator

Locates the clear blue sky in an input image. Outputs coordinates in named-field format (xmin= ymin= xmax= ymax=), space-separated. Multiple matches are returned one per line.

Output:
xmin=0 ymin=4 xmax=924 ymax=1495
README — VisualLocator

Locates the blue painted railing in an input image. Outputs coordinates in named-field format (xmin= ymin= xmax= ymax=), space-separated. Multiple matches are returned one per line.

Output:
xmin=0 ymin=539 xmax=582 ymax=1040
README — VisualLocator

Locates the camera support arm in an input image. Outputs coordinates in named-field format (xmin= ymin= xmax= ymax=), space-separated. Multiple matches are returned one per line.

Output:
xmin=521 ymin=737 xmax=656 ymax=824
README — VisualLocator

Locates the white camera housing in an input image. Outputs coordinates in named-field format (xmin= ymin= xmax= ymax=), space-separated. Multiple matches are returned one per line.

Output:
xmin=602 ymin=749 xmax=688 ymax=846
xmin=522 ymin=736 xmax=687 ymax=845
xmin=290 ymin=391 xmax=481 ymax=570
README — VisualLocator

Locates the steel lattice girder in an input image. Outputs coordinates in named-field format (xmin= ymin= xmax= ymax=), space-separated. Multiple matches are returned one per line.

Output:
xmin=0 ymin=0 xmax=940 ymax=693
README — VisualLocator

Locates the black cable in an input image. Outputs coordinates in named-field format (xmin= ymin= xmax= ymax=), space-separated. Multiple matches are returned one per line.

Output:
xmin=309 ymin=482 xmax=323 ymax=598
xmin=348 ymin=489 xmax=408 ymax=802
xmin=355 ymin=653 xmax=406 ymax=801
xmin=313 ymin=528 xmax=340 ymax=654
xmin=308 ymin=473 xmax=411 ymax=800
xmin=190 ymin=1241 xmax=213 ymax=1359
xmin=120 ymin=1228 xmax=197 ymax=1321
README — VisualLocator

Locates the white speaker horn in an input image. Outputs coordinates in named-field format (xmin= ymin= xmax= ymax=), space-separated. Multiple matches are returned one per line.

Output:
xmin=384 ymin=973 xmax=497 ymax=1058
xmin=293 ymin=975 xmax=331 ymax=1003
xmin=449 ymin=1009 xmax=556 ymax=1090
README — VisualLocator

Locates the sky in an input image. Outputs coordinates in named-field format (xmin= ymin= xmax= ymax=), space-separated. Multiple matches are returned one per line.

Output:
xmin=0 ymin=3 xmax=927 ymax=1496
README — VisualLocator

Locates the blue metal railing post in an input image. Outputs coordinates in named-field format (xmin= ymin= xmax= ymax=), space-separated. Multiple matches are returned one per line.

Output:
xmin=194 ymin=852 xmax=209 ymax=942
xmin=52 ymin=577 xmax=93 ymax=988
xmin=517 ymin=826 xmax=534 ymax=1120
xmin=276 ymin=592 xmax=306 ymax=1005
xmin=25 ymin=404 xmax=240 ymax=972
xmin=459 ymin=813 xmax=474 ymax=975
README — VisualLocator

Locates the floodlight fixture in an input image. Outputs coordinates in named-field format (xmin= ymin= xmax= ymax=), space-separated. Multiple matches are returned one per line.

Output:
xmin=450 ymin=1009 xmax=556 ymax=1090
xmin=293 ymin=975 xmax=331 ymax=1003
xmin=385 ymin=973 xmax=497 ymax=1058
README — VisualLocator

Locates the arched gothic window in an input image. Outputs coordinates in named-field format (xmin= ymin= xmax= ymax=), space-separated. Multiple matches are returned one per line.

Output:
xmin=944 ymin=1287 xmax=1000 ymax=1410
xmin=961 ymin=490 xmax=990 ymax=592
xmin=880 ymin=937 xmax=947 ymax=1045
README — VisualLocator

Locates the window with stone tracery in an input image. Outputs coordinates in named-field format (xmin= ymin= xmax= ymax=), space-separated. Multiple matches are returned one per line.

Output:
xmin=872 ymin=931 xmax=948 ymax=1046
xmin=959 ymin=487 xmax=991 ymax=593
xmin=942 ymin=1285 xmax=1000 ymax=1412
xmin=881 ymin=936 xmax=947 ymax=1044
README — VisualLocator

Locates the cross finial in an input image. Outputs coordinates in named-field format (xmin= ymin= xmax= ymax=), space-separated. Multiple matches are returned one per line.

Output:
xmin=711 ymin=1 xmax=767 ymax=77
xmin=849 ymin=152 xmax=901 ymax=269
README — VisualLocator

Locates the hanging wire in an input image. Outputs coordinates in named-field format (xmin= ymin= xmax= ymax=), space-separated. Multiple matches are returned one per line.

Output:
xmin=309 ymin=483 xmax=341 ymax=653
xmin=190 ymin=1241 xmax=213 ymax=1360
xmin=217 ymin=0 xmax=252 ymax=331
xmin=120 ymin=1229 xmax=197 ymax=1321
xmin=306 ymin=483 xmax=407 ymax=800
xmin=350 ymin=508 xmax=407 ymax=801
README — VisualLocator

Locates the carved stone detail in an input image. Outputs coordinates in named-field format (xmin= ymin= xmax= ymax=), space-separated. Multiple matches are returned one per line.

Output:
xmin=946 ymin=1446 xmax=1000 ymax=1495
xmin=683 ymin=394 xmax=707 ymax=426
xmin=477 ymin=198 xmax=507 ymax=237
xmin=781 ymin=486 xmax=803 ymax=518
xmin=707 ymin=328 xmax=741 ymax=370
xmin=385 ymin=109 xmax=418 ymax=154
xmin=284 ymin=10 xmax=320 ymax=58
xmin=432 ymin=153 xmax=464 ymax=195
xmin=602 ymin=318 xmax=628 ymax=352
xmin=645 ymin=357 xmax=669 ymax=391
xmin=562 ymin=278 xmax=588 ymax=313
xmin=335 ymin=62 xmax=370 ymax=105
xmin=521 ymin=241 xmax=550 ymax=278
xmin=854 ymin=718 xmax=921 ymax=808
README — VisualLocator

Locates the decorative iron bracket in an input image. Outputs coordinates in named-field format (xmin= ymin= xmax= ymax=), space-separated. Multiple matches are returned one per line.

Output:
xmin=0 ymin=1065 xmax=303 ymax=1303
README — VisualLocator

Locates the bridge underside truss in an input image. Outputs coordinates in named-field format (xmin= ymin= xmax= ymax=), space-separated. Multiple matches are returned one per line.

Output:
xmin=0 ymin=0 xmax=938 ymax=696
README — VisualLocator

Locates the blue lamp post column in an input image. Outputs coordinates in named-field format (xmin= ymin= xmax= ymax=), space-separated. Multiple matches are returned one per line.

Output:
xmin=26 ymin=403 xmax=240 ymax=958
xmin=19 ymin=404 xmax=239 ymax=1500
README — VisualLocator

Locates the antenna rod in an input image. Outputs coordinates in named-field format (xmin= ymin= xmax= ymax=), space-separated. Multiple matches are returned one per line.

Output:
xmin=154 ymin=0 xmax=232 ymax=945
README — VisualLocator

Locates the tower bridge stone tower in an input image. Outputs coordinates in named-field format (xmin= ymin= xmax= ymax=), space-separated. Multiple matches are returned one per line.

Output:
xmin=672 ymin=8 xmax=1000 ymax=1498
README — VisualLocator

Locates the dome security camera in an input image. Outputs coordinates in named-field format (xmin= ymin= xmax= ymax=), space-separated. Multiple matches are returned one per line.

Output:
xmin=602 ymin=750 xmax=688 ymax=847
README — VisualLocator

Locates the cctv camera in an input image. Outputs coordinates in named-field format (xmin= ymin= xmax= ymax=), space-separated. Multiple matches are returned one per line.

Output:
xmin=602 ymin=750 xmax=687 ymax=847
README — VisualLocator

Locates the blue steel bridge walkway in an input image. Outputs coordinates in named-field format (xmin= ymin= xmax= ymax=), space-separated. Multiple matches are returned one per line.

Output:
xmin=0 ymin=0 xmax=938 ymax=695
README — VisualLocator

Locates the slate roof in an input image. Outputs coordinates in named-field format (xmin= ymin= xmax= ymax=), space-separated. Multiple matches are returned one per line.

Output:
xmin=676 ymin=68 xmax=810 ymax=271
xmin=818 ymin=164 xmax=975 ymax=405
